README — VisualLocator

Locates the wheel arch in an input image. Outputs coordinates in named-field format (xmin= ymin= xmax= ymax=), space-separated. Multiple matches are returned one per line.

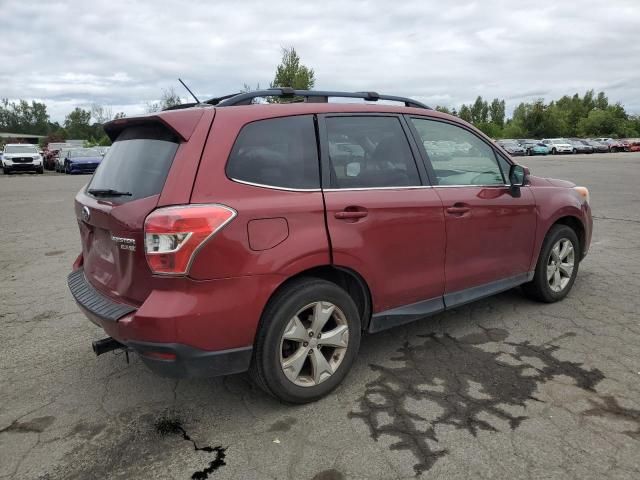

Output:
xmin=261 ymin=265 xmax=373 ymax=334
xmin=552 ymin=215 xmax=586 ymax=257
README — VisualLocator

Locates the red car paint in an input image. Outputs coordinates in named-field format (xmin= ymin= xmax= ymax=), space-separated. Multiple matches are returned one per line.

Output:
xmin=70 ymin=101 xmax=592 ymax=377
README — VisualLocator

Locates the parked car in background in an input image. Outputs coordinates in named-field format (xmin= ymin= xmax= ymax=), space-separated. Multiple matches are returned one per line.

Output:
xmin=568 ymin=139 xmax=593 ymax=154
xmin=60 ymin=148 xmax=104 ymax=174
xmin=592 ymin=137 xmax=626 ymax=152
xmin=626 ymin=139 xmax=640 ymax=152
xmin=541 ymin=138 xmax=573 ymax=155
xmin=55 ymin=147 xmax=74 ymax=172
xmin=518 ymin=139 xmax=550 ymax=156
xmin=496 ymin=139 xmax=526 ymax=156
xmin=67 ymin=88 xmax=593 ymax=403
xmin=582 ymin=139 xmax=609 ymax=153
xmin=2 ymin=144 xmax=44 ymax=174
xmin=44 ymin=142 xmax=69 ymax=170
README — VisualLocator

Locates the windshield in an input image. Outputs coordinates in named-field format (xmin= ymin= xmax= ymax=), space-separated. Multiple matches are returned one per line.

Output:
xmin=70 ymin=148 xmax=100 ymax=158
xmin=4 ymin=145 xmax=38 ymax=154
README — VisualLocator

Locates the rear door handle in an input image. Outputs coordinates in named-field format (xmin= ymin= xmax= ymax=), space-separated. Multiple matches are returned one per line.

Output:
xmin=335 ymin=210 xmax=368 ymax=220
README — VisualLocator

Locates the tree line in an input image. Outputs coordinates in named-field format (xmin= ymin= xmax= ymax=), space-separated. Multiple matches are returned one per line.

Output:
xmin=435 ymin=90 xmax=640 ymax=139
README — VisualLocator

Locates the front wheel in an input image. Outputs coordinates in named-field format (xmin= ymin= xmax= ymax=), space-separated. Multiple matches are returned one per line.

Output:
xmin=522 ymin=225 xmax=580 ymax=303
xmin=551 ymin=148 xmax=557 ymax=155
xmin=572 ymin=149 xmax=577 ymax=154
xmin=250 ymin=278 xmax=361 ymax=403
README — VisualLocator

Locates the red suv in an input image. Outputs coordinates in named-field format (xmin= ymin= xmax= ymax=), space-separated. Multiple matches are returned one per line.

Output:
xmin=68 ymin=89 xmax=592 ymax=403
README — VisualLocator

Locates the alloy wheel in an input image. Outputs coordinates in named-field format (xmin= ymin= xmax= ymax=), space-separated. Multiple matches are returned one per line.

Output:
xmin=547 ymin=238 xmax=575 ymax=293
xmin=279 ymin=301 xmax=349 ymax=387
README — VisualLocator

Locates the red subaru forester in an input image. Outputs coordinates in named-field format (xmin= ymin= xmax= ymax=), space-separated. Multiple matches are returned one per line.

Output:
xmin=69 ymin=89 xmax=592 ymax=403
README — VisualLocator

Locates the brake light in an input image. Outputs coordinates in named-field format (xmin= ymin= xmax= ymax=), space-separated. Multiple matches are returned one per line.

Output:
xmin=144 ymin=204 xmax=236 ymax=275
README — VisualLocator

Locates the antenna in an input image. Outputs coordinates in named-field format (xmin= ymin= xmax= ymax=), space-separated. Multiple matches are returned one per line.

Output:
xmin=178 ymin=78 xmax=201 ymax=104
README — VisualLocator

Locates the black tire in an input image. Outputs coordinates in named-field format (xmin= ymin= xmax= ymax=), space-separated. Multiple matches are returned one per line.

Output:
xmin=3 ymin=167 xmax=10 ymax=175
xmin=522 ymin=225 xmax=580 ymax=303
xmin=572 ymin=149 xmax=577 ymax=154
xmin=64 ymin=161 xmax=70 ymax=174
xmin=37 ymin=167 xmax=44 ymax=174
xmin=250 ymin=277 xmax=361 ymax=404
xmin=551 ymin=148 xmax=557 ymax=155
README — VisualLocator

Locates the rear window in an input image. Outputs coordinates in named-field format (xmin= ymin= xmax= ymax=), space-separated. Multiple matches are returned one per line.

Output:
xmin=226 ymin=115 xmax=320 ymax=189
xmin=88 ymin=124 xmax=179 ymax=201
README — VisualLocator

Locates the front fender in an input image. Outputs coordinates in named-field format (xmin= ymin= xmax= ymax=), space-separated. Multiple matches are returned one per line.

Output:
xmin=529 ymin=184 xmax=590 ymax=270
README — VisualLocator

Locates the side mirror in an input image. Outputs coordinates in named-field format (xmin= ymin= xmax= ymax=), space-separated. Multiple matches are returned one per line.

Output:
xmin=509 ymin=164 xmax=529 ymax=197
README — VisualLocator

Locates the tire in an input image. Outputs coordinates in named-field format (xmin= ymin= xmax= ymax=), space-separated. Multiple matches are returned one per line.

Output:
xmin=250 ymin=277 xmax=361 ymax=404
xmin=551 ymin=148 xmax=557 ymax=155
xmin=3 ymin=167 xmax=10 ymax=175
xmin=522 ymin=225 xmax=580 ymax=303
xmin=572 ymin=149 xmax=577 ymax=154
xmin=37 ymin=167 xmax=44 ymax=174
xmin=64 ymin=162 xmax=69 ymax=174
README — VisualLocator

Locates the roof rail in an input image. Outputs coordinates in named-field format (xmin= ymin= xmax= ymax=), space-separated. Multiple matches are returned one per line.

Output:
xmin=203 ymin=89 xmax=431 ymax=109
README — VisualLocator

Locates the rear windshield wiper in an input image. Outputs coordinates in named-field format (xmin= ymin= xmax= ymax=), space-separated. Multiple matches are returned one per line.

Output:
xmin=87 ymin=188 xmax=132 ymax=197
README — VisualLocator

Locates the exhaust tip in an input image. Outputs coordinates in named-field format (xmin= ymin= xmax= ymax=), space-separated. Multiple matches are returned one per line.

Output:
xmin=92 ymin=337 xmax=125 ymax=356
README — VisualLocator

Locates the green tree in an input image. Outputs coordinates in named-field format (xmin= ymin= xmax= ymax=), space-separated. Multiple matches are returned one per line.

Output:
xmin=64 ymin=108 xmax=92 ymax=139
xmin=435 ymin=105 xmax=451 ymax=114
xmin=269 ymin=47 xmax=315 ymax=102
xmin=458 ymin=104 xmax=472 ymax=123
xmin=489 ymin=98 xmax=506 ymax=127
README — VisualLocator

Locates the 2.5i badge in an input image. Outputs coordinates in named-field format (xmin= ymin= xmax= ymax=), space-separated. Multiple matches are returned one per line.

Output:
xmin=111 ymin=235 xmax=136 ymax=251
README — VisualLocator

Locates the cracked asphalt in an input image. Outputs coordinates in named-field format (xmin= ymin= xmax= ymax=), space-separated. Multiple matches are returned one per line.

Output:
xmin=1 ymin=152 xmax=639 ymax=480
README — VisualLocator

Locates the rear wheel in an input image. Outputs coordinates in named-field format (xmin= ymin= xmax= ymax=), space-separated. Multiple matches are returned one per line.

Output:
xmin=522 ymin=225 xmax=580 ymax=303
xmin=250 ymin=278 xmax=361 ymax=403
xmin=551 ymin=148 xmax=557 ymax=155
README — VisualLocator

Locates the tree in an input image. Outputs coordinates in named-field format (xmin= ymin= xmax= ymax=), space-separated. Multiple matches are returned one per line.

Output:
xmin=146 ymin=87 xmax=183 ymax=112
xmin=91 ymin=104 xmax=113 ymax=124
xmin=489 ymin=98 xmax=506 ymax=127
xmin=435 ymin=105 xmax=451 ymax=114
xmin=0 ymin=98 xmax=50 ymax=135
xmin=269 ymin=47 xmax=315 ymax=102
xmin=64 ymin=108 xmax=92 ymax=139
xmin=458 ymin=104 xmax=472 ymax=123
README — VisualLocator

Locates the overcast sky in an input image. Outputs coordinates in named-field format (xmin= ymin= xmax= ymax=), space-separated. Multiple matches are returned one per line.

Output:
xmin=2 ymin=0 xmax=639 ymax=122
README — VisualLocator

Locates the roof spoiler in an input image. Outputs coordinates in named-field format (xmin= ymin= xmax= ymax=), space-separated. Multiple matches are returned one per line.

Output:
xmin=103 ymin=108 xmax=205 ymax=142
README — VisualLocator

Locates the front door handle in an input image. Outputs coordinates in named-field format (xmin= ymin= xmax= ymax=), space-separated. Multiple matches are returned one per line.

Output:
xmin=335 ymin=210 xmax=368 ymax=220
xmin=446 ymin=204 xmax=471 ymax=215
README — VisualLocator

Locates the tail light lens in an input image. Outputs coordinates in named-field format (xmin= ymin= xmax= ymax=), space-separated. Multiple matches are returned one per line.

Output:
xmin=144 ymin=204 xmax=236 ymax=275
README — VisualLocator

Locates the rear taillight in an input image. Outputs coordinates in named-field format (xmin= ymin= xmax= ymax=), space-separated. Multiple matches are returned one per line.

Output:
xmin=144 ymin=204 xmax=236 ymax=275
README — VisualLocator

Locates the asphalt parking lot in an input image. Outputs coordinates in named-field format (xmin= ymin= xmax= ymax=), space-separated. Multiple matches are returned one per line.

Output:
xmin=1 ymin=152 xmax=639 ymax=480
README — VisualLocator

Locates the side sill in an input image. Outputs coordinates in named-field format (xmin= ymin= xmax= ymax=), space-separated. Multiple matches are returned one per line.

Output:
xmin=368 ymin=272 xmax=534 ymax=334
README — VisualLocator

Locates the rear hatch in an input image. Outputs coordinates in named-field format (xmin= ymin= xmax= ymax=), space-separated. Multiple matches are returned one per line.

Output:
xmin=74 ymin=110 xmax=210 ymax=305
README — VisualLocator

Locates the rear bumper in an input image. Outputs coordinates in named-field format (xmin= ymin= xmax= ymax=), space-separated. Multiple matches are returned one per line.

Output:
xmin=67 ymin=268 xmax=260 ymax=378
xmin=130 ymin=341 xmax=252 ymax=378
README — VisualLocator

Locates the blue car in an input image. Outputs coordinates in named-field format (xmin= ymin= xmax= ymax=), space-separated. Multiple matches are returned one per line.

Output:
xmin=519 ymin=140 xmax=550 ymax=156
xmin=62 ymin=148 xmax=103 ymax=174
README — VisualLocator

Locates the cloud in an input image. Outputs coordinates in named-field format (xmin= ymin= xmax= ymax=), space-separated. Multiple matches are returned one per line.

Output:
xmin=1 ymin=0 xmax=639 ymax=121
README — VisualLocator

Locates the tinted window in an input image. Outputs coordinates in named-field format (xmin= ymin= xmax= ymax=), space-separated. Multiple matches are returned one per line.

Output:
xmin=325 ymin=116 xmax=421 ymax=188
xmin=226 ymin=116 xmax=319 ymax=189
xmin=88 ymin=124 xmax=179 ymax=201
xmin=410 ymin=118 xmax=505 ymax=186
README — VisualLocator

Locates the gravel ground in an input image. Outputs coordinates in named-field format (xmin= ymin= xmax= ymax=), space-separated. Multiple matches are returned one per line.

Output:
xmin=1 ymin=152 xmax=639 ymax=480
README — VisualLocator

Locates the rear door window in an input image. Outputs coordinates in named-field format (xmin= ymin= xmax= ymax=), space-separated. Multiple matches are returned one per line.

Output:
xmin=325 ymin=116 xmax=421 ymax=188
xmin=226 ymin=115 xmax=320 ymax=189
xmin=88 ymin=124 xmax=179 ymax=201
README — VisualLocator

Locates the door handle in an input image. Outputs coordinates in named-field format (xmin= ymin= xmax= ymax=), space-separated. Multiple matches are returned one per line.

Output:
xmin=335 ymin=210 xmax=368 ymax=220
xmin=446 ymin=205 xmax=471 ymax=215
